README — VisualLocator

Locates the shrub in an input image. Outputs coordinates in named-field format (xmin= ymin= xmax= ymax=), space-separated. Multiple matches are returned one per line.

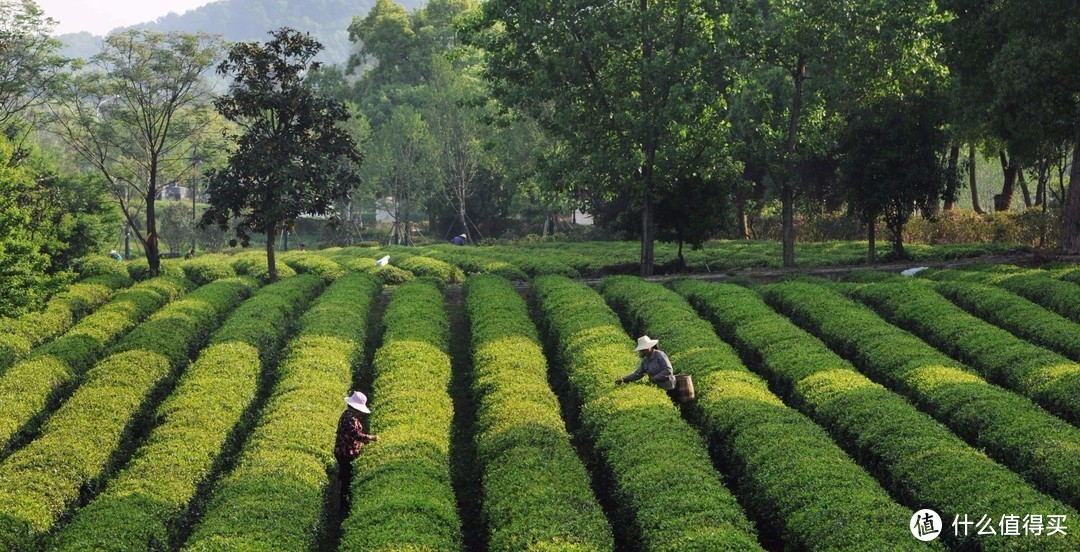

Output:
xmin=761 ymin=280 xmax=1080 ymax=517
xmin=279 ymin=251 xmax=346 ymax=281
xmin=49 ymin=274 xmax=325 ymax=551
xmin=339 ymin=279 xmax=462 ymax=551
xmin=848 ymin=281 xmax=1080 ymax=426
xmin=229 ymin=252 xmax=297 ymax=283
xmin=126 ymin=257 xmax=185 ymax=281
xmin=374 ymin=263 xmax=414 ymax=285
xmin=75 ymin=255 xmax=129 ymax=278
xmin=467 ymin=275 xmax=612 ymax=551
xmin=182 ymin=273 xmax=380 ymax=551
xmin=0 ymin=277 xmax=257 ymax=550
xmin=689 ymin=280 xmax=1079 ymax=551
xmin=601 ymin=276 xmax=917 ymax=550
xmin=0 ymin=276 xmax=191 ymax=454
xmin=0 ymin=278 xmax=126 ymax=374
xmin=178 ymin=255 xmax=238 ymax=286
xmin=532 ymin=275 xmax=761 ymax=551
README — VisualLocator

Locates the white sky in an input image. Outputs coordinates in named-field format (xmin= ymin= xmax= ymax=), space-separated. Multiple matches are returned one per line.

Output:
xmin=35 ymin=0 xmax=217 ymax=36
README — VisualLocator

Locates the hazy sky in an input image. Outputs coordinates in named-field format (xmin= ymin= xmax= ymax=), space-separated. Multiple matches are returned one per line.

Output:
xmin=35 ymin=0 xmax=217 ymax=36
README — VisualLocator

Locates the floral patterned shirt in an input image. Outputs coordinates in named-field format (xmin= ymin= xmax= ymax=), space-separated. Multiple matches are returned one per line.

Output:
xmin=335 ymin=408 xmax=377 ymax=460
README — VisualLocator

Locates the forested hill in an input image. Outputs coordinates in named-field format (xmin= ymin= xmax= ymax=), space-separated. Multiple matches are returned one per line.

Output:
xmin=56 ymin=0 xmax=426 ymax=66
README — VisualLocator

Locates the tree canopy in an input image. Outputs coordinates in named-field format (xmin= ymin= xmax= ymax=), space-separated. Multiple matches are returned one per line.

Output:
xmin=200 ymin=28 xmax=363 ymax=281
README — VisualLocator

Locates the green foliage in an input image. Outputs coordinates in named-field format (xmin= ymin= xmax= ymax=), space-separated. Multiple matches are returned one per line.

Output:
xmin=341 ymin=279 xmax=462 ymax=551
xmin=278 ymin=251 xmax=346 ymax=282
xmin=603 ymin=277 xmax=917 ymax=549
xmin=200 ymin=28 xmax=361 ymax=281
xmin=374 ymin=263 xmax=415 ymax=285
xmin=466 ymin=275 xmax=613 ymax=551
xmin=0 ymin=276 xmax=190 ymax=454
xmin=383 ymin=248 xmax=464 ymax=283
xmin=49 ymin=274 xmax=324 ymax=551
xmin=0 ymin=0 xmax=68 ymax=127
xmin=934 ymin=280 xmax=1080 ymax=362
xmin=847 ymin=280 xmax=1080 ymax=426
xmin=762 ymin=280 xmax=1080 ymax=515
xmin=0 ymin=277 xmax=255 ymax=550
xmin=0 ymin=276 xmax=127 ymax=374
xmin=48 ymin=30 xmax=224 ymax=278
xmin=127 ymin=257 xmax=186 ymax=281
xmin=230 ymin=252 xmax=298 ymax=284
xmin=76 ymin=255 xmax=130 ymax=278
xmin=532 ymin=275 xmax=761 ymax=551
xmin=696 ymin=280 xmax=1078 ymax=551
xmin=183 ymin=273 xmax=380 ymax=551
xmin=178 ymin=254 xmax=238 ymax=286
xmin=465 ymin=0 xmax=739 ymax=275
xmin=839 ymin=93 xmax=950 ymax=258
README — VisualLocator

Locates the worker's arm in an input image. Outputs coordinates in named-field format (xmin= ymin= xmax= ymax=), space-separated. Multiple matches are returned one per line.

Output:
xmin=615 ymin=359 xmax=648 ymax=385
xmin=344 ymin=416 xmax=379 ymax=443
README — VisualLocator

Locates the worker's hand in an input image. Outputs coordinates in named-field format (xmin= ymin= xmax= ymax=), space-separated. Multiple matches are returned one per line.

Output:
xmin=373 ymin=435 xmax=380 ymax=442
xmin=614 ymin=377 xmax=624 ymax=385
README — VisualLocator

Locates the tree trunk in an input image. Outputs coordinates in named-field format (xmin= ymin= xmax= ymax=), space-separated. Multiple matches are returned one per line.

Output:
xmin=146 ymin=196 xmax=160 ymax=277
xmin=994 ymin=150 xmax=1019 ymax=212
xmin=970 ymin=144 xmax=984 ymax=214
xmin=266 ymin=220 xmax=278 ymax=282
xmin=944 ymin=144 xmax=960 ymax=211
xmin=640 ymin=192 xmax=655 ymax=277
xmin=1062 ymin=107 xmax=1080 ymax=254
xmin=782 ymin=56 xmax=806 ymax=269
xmin=867 ymin=221 xmax=876 ymax=263
xmin=893 ymin=228 xmax=904 ymax=259
xmin=1018 ymin=169 xmax=1032 ymax=208
xmin=735 ymin=192 xmax=749 ymax=239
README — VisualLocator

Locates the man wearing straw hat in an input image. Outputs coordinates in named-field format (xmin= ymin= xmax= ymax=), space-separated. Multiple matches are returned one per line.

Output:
xmin=615 ymin=335 xmax=678 ymax=400
xmin=335 ymin=391 xmax=380 ymax=509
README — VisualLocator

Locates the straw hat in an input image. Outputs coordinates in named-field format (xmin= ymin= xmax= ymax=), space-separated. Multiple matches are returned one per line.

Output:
xmin=459 ymin=233 xmax=466 ymax=238
xmin=635 ymin=335 xmax=659 ymax=351
xmin=344 ymin=391 xmax=371 ymax=413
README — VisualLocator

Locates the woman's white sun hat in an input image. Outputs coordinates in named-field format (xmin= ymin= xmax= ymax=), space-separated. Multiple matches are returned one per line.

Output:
xmin=344 ymin=391 xmax=371 ymax=413
xmin=635 ymin=335 xmax=659 ymax=351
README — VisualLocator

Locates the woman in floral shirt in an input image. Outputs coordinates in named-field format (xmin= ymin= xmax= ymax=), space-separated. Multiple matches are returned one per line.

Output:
xmin=336 ymin=391 xmax=379 ymax=509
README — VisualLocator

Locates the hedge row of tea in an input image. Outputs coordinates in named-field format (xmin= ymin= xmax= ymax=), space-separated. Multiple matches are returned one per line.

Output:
xmin=531 ymin=275 xmax=762 ymax=551
xmin=763 ymin=281 xmax=1080 ymax=513
xmin=930 ymin=280 xmax=1080 ymax=362
xmin=600 ymin=276 xmax=918 ymax=550
xmin=681 ymin=281 xmax=1077 ymax=551
xmin=341 ymin=279 xmax=463 ymax=550
xmin=465 ymin=275 xmax=612 ymax=551
xmin=0 ymin=272 xmax=132 ymax=373
xmin=0 ymin=277 xmax=257 ymax=550
xmin=847 ymin=280 xmax=1080 ymax=426
xmin=183 ymin=272 xmax=380 ymax=550
xmin=0 ymin=276 xmax=191 ymax=455
xmin=923 ymin=268 xmax=1080 ymax=324
xmin=50 ymin=273 xmax=326 ymax=550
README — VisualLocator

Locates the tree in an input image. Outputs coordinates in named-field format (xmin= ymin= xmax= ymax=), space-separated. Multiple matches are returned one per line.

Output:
xmin=466 ymin=0 xmax=735 ymax=276
xmin=839 ymin=93 xmax=949 ymax=260
xmin=425 ymin=54 xmax=493 ymax=243
xmin=0 ymin=0 xmax=68 ymax=133
xmin=363 ymin=105 xmax=435 ymax=245
xmin=739 ymin=0 xmax=947 ymax=267
xmin=0 ymin=134 xmax=66 ymax=316
xmin=47 ymin=29 xmax=222 ymax=277
xmin=200 ymin=28 xmax=363 ymax=281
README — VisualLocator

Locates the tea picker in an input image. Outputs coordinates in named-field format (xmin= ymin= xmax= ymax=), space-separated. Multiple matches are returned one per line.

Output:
xmin=615 ymin=335 xmax=695 ymax=403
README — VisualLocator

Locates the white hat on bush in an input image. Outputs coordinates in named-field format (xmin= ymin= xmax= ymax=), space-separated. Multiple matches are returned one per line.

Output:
xmin=635 ymin=335 xmax=659 ymax=351
xmin=344 ymin=391 xmax=371 ymax=413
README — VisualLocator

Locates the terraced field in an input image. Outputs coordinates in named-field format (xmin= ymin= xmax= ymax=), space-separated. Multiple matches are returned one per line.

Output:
xmin=0 ymin=248 xmax=1076 ymax=550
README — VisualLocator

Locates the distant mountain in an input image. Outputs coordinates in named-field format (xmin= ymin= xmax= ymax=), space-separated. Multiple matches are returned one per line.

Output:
xmin=57 ymin=0 xmax=426 ymax=67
